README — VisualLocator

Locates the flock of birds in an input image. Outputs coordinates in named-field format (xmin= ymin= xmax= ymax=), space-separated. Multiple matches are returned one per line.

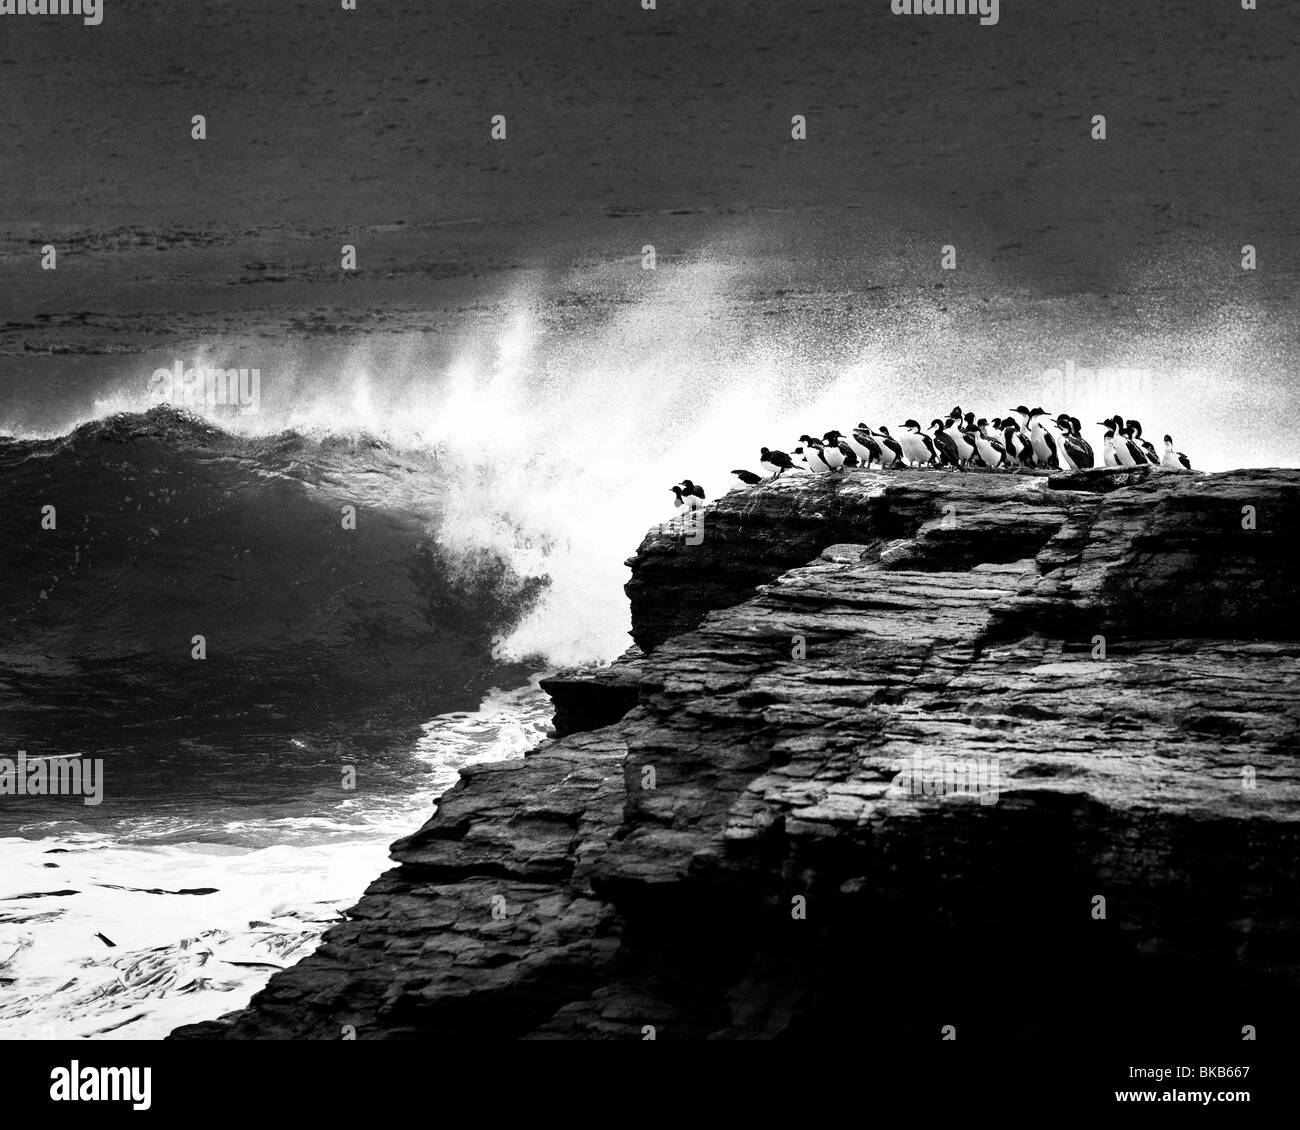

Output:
xmin=670 ymin=406 xmax=1192 ymax=511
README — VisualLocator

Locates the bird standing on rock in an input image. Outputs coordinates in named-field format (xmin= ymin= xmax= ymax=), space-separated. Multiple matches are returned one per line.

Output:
xmin=1000 ymin=419 xmax=1032 ymax=468
xmin=822 ymin=431 xmax=860 ymax=471
xmin=1056 ymin=415 xmax=1095 ymax=468
xmin=731 ymin=469 xmax=764 ymax=488
xmin=897 ymin=420 xmax=938 ymax=468
xmin=1162 ymin=435 xmax=1192 ymax=470
xmin=944 ymin=409 xmax=977 ymax=466
xmin=973 ymin=418 xmax=1011 ymax=470
xmin=1026 ymin=409 xmax=1067 ymax=470
xmin=1007 ymin=409 xmax=1034 ymax=465
xmin=759 ymin=447 xmax=797 ymax=478
xmin=869 ymin=425 xmax=906 ymax=468
xmin=929 ymin=419 xmax=964 ymax=470
xmin=677 ymin=479 xmax=705 ymax=509
xmin=796 ymin=437 xmax=833 ymax=472
xmin=793 ymin=445 xmax=823 ymax=472
xmin=733 ymin=410 xmax=1189 ymax=497
xmin=1099 ymin=417 xmax=1147 ymax=467
xmin=1101 ymin=428 xmax=1121 ymax=467
xmin=841 ymin=426 xmax=880 ymax=468
xmin=1127 ymin=419 xmax=1161 ymax=464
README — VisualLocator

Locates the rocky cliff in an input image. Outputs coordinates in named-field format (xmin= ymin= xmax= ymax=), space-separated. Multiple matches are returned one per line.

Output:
xmin=172 ymin=466 xmax=1300 ymax=1043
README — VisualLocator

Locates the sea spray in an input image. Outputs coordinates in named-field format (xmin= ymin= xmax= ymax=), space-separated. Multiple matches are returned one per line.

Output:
xmin=2 ymin=259 xmax=1287 ymax=671
xmin=0 ymin=679 xmax=553 ymax=1039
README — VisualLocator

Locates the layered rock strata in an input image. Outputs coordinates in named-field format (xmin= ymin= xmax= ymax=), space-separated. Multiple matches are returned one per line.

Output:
xmin=174 ymin=467 xmax=1300 ymax=1042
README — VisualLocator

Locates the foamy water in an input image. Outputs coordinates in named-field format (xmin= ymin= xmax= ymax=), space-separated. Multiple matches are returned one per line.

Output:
xmin=6 ymin=264 xmax=1294 ymax=672
xmin=2 ymin=261 xmax=1294 ymax=1041
xmin=0 ymin=678 xmax=555 ymax=1039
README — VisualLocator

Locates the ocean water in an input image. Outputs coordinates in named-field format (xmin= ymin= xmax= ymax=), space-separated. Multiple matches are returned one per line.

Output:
xmin=2 ymin=272 xmax=1296 ymax=1039
xmin=0 ymin=679 xmax=555 ymax=1039
xmin=0 ymin=388 xmax=603 ymax=1039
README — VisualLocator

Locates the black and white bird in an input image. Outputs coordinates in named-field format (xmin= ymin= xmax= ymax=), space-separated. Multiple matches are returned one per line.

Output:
xmin=1025 ymin=408 xmax=1069 ymax=470
xmin=669 ymin=485 xmax=686 ymax=510
xmin=973 ymin=418 xmax=1011 ymax=470
xmin=843 ymin=425 xmax=881 ymax=468
xmin=793 ymin=444 xmax=826 ymax=472
xmin=1055 ymin=414 xmax=1095 ymax=469
xmin=797 ymin=436 xmax=835 ymax=472
xmin=897 ymin=420 xmax=938 ymax=467
xmin=1037 ymin=407 xmax=1081 ymax=470
xmin=928 ymin=419 xmax=964 ymax=470
xmin=1099 ymin=418 xmax=1121 ymax=465
xmin=944 ymin=408 xmax=977 ymax=466
xmin=867 ymin=424 xmax=905 ymax=469
xmin=1007 ymin=405 xmax=1049 ymax=468
xmin=1099 ymin=417 xmax=1148 ymax=468
xmin=1127 ymin=419 xmax=1161 ymax=465
xmin=731 ymin=469 xmax=764 ymax=487
xmin=1162 ymin=434 xmax=1192 ymax=470
xmin=1100 ymin=428 xmax=1117 ymax=466
xmin=959 ymin=412 xmax=991 ymax=467
xmin=995 ymin=418 xmax=1032 ymax=468
xmin=759 ymin=446 xmax=797 ymax=478
xmin=1006 ymin=405 xmax=1031 ymax=431
xmin=822 ymin=431 xmax=860 ymax=471
xmin=677 ymin=479 xmax=706 ymax=509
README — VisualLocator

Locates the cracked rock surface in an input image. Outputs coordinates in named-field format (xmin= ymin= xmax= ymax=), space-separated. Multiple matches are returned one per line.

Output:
xmin=173 ymin=467 xmax=1300 ymax=1042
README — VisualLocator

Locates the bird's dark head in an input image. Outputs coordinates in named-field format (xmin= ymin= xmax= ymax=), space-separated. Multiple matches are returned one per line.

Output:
xmin=901 ymin=419 xmax=922 ymax=430
xmin=798 ymin=434 xmax=815 ymax=445
xmin=760 ymin=446 xmax=772 ymax=457
xmin=976 ymin=417 xmax=989 ymax=427
xmin=1012 ymin=404 xmax=1031 ymax=417
xmin=1163 ymin=434 xmax=1173 ymax=444
xmin=679 ymin=479 xmax=694 ymax=492
xmin=823 ymin=430 xmax=842 ymax=443
xmin=929 ymin=418 xmax=945 ymax=431
xmin=949 ymin=405 xmax=963 ymax=419
xmin=877 ymin=425 xmax=891 ymax=436
xmin=963 ymin=411 xmax=975 ymax=425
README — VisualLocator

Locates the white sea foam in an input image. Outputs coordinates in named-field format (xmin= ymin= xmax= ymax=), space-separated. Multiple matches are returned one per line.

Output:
xmin=5 ymin=259 xmax=1283 ymax=670
xmin=0 ymin=678 xmax=554 ymax=1039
